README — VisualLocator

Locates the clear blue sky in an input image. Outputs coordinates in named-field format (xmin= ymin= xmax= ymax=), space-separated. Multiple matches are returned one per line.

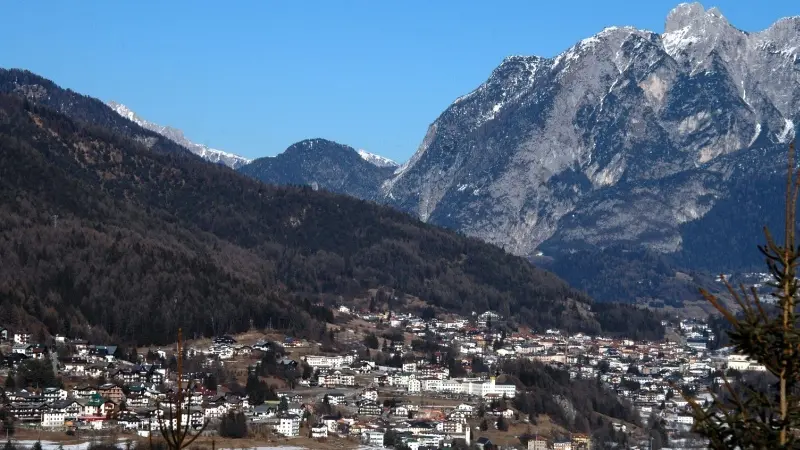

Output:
xmin=0 ymin=1 xmax=796 ymax=162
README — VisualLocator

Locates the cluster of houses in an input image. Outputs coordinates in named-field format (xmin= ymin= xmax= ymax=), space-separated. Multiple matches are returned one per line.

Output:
xmin=0 ymin=310 xmax=763 ymax=449
xmin=337 ymin=310 xmax=762 ymax=448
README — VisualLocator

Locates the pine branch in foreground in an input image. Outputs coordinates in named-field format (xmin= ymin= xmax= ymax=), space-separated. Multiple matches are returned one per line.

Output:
xmin=689 ymin=141 xmax=800 ymax=449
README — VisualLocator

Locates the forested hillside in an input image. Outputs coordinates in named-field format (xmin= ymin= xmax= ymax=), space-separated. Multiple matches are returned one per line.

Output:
xmin=0 ymin=94 xmax=661 ymax=344
xmin=541 ymin=245 xmax=721 ymax=308
xmin=0 ymin=68 xmax=193 ymax=158
xmin=238 ymin=138 xmax=394 ymax=201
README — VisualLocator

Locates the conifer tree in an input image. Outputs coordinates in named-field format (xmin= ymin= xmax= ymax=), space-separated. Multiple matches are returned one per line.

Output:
xmin=496 ymin=415 xmax=509 ymax=431
xmin=0 ymin=408 xmax=13 ymax=438
xmin=690 ymin=141 xmax=800 ymax=449
xmin=3 ymin=375 xmax=14 ymax=390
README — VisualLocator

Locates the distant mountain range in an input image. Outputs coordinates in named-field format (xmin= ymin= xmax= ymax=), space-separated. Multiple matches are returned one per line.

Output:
xmin=106 ymin=101 xmax=252 ymax=169
xmin=3 ymin=2 xmax=797 ymax=308
xmin=103 ymin=102 xmax=399 ymax=173
xmin=238 ymin=3 xmax=800 ymax=305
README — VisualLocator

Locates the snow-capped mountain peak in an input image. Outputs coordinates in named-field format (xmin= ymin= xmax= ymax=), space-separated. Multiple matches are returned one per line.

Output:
xmin=108 ymin=101 xmax=138 ymax=122
xmin=380 ymin=2 xmax=799 ymax=256
xmin=357 ymin=149 xmax=398 ymax=168
xmin=106 ymin=101 xmax=251 ymax=169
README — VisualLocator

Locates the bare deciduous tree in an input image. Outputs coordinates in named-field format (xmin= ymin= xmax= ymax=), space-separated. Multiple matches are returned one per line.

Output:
xmin=150 ymin=329 xmax=207 ymax=450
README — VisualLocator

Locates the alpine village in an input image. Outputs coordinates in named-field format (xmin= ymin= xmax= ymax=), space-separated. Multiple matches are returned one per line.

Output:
xmin=1 ymin=2 xmax=799 ymax=450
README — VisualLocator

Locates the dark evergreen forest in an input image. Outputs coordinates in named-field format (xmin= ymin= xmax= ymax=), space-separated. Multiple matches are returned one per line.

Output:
xmin=504 ymin=360 xmax=640 ymax=434
xmin=543 ymin=245 xmax=719 ymax=308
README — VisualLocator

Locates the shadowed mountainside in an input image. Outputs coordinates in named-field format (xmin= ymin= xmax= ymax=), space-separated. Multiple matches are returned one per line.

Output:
xmin=0 ymin=93 xmax=663 ymax=344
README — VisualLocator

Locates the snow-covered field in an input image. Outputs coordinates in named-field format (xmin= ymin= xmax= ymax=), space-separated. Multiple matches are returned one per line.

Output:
xmin=14 ymin=441 xmax=98 ymax=450
xmin=12 ymin=441 xmax=377 ymax=450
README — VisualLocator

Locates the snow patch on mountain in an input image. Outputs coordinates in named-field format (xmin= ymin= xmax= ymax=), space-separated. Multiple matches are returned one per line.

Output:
xmin=778 ymin=119 xmax=795 ymax=143
xmin=107 ymin=101 xmax=251 ymax=169
xmin=356 ymin=149 xmax=398 ymax=168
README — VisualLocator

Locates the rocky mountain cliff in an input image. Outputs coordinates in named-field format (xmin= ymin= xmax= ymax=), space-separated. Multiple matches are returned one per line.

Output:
xmin=107 ymin=101 xmax=251 ymax=169
xmin=380 ymin=3 xmax=798 ymax=277
xmin=238 ymin=139 xmax=396 ymax=199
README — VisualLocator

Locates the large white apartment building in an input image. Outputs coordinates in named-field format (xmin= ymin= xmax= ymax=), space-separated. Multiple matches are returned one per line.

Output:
xmin=726 ymin=354 xmax=766 ymax=372
xmin=419 ymin=376 xmax=516 ymax=397
xmin=304 ymin=354 xmax=355 ymax=369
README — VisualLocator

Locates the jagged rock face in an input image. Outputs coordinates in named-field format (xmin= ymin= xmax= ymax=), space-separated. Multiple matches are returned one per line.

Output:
xmin=384 ymin=3 xmax=799 ymax=260
xmin=238 ymin=139 xmax=395 ymax=200
xmin=540 ymin=143 xmax=790 ymax=257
